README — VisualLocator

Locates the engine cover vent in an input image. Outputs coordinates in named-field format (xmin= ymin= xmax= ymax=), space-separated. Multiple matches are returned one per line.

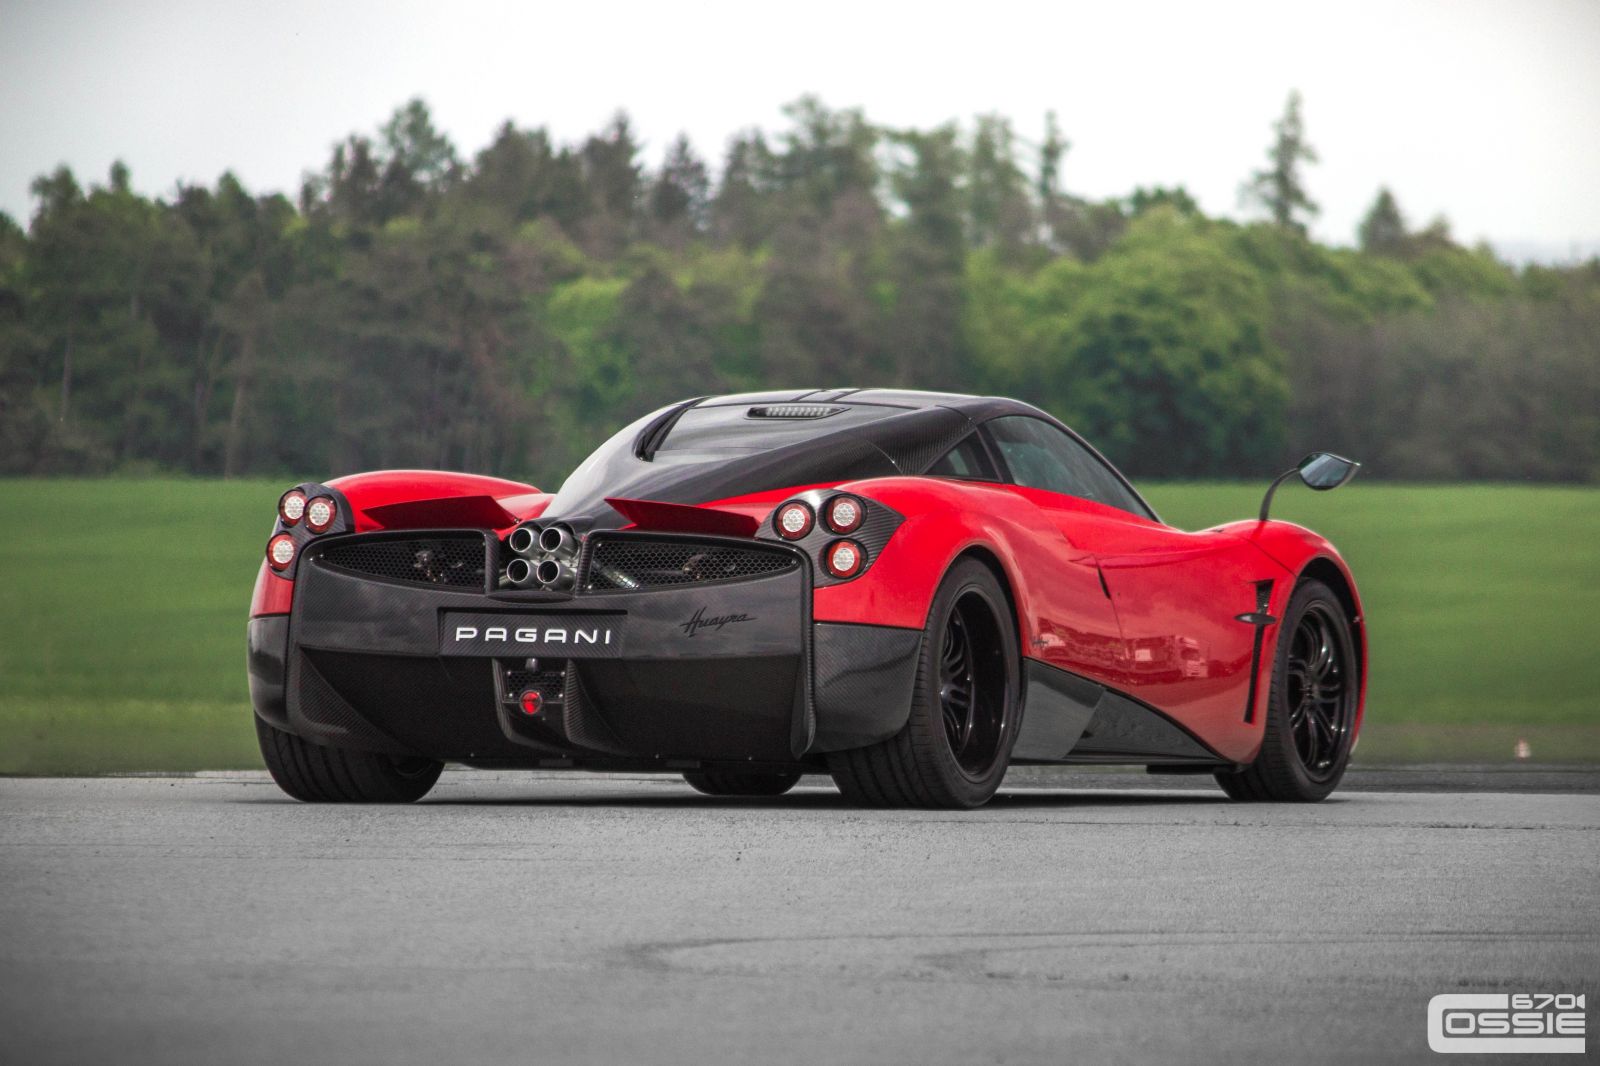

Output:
xmin=746 ymin=404 xmax=845 ymax=419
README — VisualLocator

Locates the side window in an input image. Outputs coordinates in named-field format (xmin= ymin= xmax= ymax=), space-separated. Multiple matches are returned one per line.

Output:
xmin=925 ymin=435 xmax=998 ymax=481
xmin=985 ymin=416 xmax=1148 ymax=516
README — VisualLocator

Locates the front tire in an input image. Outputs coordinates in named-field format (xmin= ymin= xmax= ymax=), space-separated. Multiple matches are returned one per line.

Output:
xmin=828 ymin=558 xmax=1021 ymax=809
xmin=682 ymin=770 xmax=802 ymax=797
xmin=255 ymin=716 xmax=443 ymax=803
xmin=1215 ymin=579 xmax=1358 ymax=802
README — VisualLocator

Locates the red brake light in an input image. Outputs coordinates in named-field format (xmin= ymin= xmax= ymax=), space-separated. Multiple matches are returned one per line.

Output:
xmin=304 ymin=496 xmax=336 ymax=533
xmin=267 ymin=534 xmax=297 ymax=571
xmin=824 ymin=494 xmax=864 ymax=534
xmin=774 ymin=501 xmax=814 ymax=540
xmin=519 ymin=690 xmax=543 ymax=716
xmin=824 ymin=539 xmax=865 ymax=579
xmin=278 ymin=489 xmax=307 ymax=526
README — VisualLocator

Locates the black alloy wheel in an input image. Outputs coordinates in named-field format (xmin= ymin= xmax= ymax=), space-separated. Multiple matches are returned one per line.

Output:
xmin=1215 ymin=579 xmax=1359 ymax=802
xmin=828 ymin=558 xmax=1020 ymax=809
xmin=939 ymin=592 xmax=1009 ymax=779
xmin=1284 ymin=602 xmax=1354 ymax=781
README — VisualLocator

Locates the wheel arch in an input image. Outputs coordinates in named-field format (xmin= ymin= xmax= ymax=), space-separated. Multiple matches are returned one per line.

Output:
xmin=947 ymin=543 xmax=1024 ymax=652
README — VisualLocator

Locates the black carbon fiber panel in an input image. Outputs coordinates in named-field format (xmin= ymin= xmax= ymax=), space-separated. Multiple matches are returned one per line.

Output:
xmin=872 ymin=406 xmax=975 ymax=474
xmin=287 ymin=649 xmax=414 ymax=756
xmin=304 ymin=650 xmax=527 ymax=761
xmin=755 ymin=491 xmax=904 ymax=587
xmin=559 ymin=660 xmax=631 ymax=754
xmin=575 ymin=656 xmax=800 ymax=761
xmin=809 ymin=623 xmax=922 ymax=751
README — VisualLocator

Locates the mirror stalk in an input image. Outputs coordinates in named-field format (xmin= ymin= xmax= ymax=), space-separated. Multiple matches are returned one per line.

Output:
xmin=1258 ymin=468 xmax=1297 ymax=523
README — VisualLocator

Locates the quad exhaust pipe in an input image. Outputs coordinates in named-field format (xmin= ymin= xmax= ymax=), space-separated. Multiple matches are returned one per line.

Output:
xmin=503 ymin=522 xmax=578 ymax=590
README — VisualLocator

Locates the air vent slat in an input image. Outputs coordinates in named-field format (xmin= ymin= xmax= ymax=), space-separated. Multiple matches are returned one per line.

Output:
xmin=746 ymin=404 xmax=845 ymax=419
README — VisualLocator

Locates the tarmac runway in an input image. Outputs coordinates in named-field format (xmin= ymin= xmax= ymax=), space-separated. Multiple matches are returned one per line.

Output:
xmin=1 ymin=771 xmax=1596 ymax=1065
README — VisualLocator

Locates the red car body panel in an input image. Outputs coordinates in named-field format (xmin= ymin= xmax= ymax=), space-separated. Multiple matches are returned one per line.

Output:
xmin=252 ymin=470 xmax=553 ymax=617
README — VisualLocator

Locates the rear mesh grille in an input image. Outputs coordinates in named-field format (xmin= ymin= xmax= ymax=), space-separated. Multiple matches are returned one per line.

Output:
xmin=318 ymin=535 xmax=488 ymax=589
xmin=584 ymin=535 xmax=798 ymax=591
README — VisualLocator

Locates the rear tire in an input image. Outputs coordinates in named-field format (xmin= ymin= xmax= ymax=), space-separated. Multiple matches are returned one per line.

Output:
xmin=828 ymin=558 xmax=1021 ymax=809
xmin=255 ymin=716 xmax=443 ymax=803
xmin=1214 ymin=579 xmax=1358 ymax=802
xmin=682 ymin=770 xmax=801 ymax=797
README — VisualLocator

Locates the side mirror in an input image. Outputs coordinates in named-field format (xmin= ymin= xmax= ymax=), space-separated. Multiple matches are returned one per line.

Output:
xmin=1259 ymin=452 xmax=1361 ymax=521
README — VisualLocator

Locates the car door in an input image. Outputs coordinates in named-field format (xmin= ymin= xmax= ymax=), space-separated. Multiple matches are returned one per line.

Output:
xmin=982 ymin=416 xmax=1278 ymax=755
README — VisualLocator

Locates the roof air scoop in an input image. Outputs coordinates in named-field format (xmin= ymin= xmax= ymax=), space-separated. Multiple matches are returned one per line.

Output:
xmin=747 ymin=404 xmax=845 ymax=419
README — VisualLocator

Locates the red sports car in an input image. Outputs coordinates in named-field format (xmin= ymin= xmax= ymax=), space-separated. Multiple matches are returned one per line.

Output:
xmin=248 ymin=390 xmax=1365 ymax=808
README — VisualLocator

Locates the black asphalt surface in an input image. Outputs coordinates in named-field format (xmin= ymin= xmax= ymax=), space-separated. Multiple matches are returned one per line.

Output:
xmin=2 ymin=770 xmax=1596 ymax=1065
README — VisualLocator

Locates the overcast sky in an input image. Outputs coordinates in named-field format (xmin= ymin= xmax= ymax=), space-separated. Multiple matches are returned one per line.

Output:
xmin=3 ymin=0 xmax=1598 ymax=258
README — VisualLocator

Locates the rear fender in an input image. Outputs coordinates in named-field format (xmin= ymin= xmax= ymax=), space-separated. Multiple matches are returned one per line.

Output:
xmin=810 ymin=477 xmax=1058 ymax=635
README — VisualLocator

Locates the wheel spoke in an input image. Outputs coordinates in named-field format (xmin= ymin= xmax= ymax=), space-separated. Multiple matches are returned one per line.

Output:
xmin=1282 ymin=604 xmax=1352 ymax=778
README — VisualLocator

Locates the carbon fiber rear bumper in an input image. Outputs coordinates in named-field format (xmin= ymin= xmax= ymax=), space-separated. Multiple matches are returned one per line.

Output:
xmin=247 ymin=534 xmax=921 ymax=766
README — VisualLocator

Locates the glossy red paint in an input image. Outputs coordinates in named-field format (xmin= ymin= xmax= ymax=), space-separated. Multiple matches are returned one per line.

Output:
xmin=606 ymin=496 xmax=760 ymax=537
xmin=249 ymin=561 xmax=294 ymax=617
xmin=327 ymin=470 xmax=542 ymax=533
xmin=714 ymin=475 xmax=1366 ymax=766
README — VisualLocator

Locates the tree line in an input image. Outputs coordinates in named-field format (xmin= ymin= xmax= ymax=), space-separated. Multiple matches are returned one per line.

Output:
xmin=1 ymin=93 xmax=1596 ymax=487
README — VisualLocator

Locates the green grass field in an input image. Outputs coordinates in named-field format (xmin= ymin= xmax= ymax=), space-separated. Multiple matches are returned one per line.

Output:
xmin=1 ymin=478 xmax=1596 ymax=773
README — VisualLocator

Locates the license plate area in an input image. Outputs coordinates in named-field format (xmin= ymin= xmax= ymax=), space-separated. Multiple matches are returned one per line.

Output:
xmin=441 ymin=612 xmax=626 ymax=657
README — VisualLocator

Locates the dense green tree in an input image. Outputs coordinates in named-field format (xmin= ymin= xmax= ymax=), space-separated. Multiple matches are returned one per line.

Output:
xmin=1243 ymin=90 xmax=1319 ymax=234
xmin=1 ymin=95 xmax=1594 ymax=486
xmin=647 ymin=135 xmax=711 ymax=243
xmin=1358 ymin=187 xmax=1408 ymax=255
xmin=966 ymin=115 xmax=1034 ymax=258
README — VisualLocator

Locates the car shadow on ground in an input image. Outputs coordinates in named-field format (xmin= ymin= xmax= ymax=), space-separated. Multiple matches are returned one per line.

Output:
xmin=232 ymin=786 xmax=1237 ymax=810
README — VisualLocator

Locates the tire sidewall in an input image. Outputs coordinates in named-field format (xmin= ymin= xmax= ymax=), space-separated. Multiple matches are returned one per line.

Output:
xmin=1264 ymin=580 xmax=1358 ymax=800
xmin=914 ymin=559 xmax=1022 ymax=806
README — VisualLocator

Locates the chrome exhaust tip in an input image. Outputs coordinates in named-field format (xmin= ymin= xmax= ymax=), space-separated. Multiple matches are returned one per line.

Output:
xmin=507 ymin=525 xmax=538 ymax=556
xmin=505 ymin=557 xmax=537 ymax=588
xmin=538 ymin=524 xmax=571 ymax=555
xmin=536 ymin=557 xmax=576 ymax=592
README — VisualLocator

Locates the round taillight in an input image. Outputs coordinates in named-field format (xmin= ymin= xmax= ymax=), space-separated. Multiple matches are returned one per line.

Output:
xmin=278 ymin=489 xmax=307 ymax=526
xmin=267 ymin=534 xmax=297 ymax=571
xmin=824 ymin=494 xmax=864 ymax=534
xmin=519 ymin=690 xmax=543 ymax=716
xmin=304 ymin=496 xmax=336 ymax=533
xmin=824 ymin=539 xmax=865 ymax=579
xmin=774 ymin=501 xmax=814 ymax=540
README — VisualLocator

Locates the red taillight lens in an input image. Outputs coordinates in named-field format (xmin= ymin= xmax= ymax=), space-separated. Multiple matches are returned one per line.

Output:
xmin=267 ymin=533 xmax=297 ymax=571
xmin=278 ymin=489 xmax=307 ymax=526
xmin=774 ymin=501 xmax=814 ymax=540
xmin=519 ymin=690 xmax=543 ymax=716
xmin=824 ymin=539 xmax=865 ymax=579
xmin=824 ymin=494 xmax=864 ymax=534
xmin=304 ymin=496 xmax=336 ymax=533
